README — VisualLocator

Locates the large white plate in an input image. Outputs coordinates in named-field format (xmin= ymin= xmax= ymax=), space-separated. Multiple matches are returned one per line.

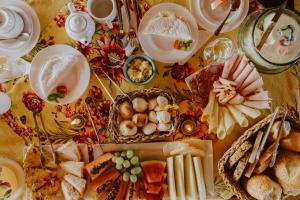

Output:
xmin=138 ymin=3 xmax=199 ymax=64
xmin=190 ymin=0 xmax=249 ymax=33
xmin=29 ymin=45 xmax=90 ymax=105
xmin=0 ymin=157 xmax=25 ymax=200
xmin=0 ymin=0 xmax=40 ymax=58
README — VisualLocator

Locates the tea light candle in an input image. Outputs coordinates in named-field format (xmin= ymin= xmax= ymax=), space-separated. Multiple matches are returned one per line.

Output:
xmin=70 ymin=114 xmax=86 ymax=130
xmin=181 ymin=120 xmax=196 ymax=135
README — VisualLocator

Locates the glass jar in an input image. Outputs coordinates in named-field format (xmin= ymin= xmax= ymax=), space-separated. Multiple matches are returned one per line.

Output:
xmin=238 ymin=8 xmax=300 ymax=74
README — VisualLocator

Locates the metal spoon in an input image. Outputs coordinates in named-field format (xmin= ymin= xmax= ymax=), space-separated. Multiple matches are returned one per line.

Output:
xmin=0 ymin=32 xmax=30 ymax=42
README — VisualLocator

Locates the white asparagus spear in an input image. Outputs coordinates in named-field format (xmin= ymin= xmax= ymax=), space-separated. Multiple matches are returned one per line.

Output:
xmin=167 ymin=157 xmax=177 ymax=200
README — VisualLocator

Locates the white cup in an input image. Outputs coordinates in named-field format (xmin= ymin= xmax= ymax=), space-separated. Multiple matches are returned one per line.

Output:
xmin=0 ymin=8 xmax=24 ymax=39
xmin=87 ymin=0 xmax=117 ymax=29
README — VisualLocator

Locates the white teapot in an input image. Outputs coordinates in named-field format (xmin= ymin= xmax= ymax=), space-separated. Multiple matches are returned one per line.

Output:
xmin=65 ymin=3 xmax=95 ymax=45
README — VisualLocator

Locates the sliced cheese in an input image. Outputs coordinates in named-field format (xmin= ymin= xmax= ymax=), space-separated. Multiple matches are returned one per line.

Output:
xmin=193 ymin=157 xmax=206 ymax=200
xmin=64 ymin=174 xmax=86 ymax=195
xmin=184 ymin=154 xmax=198 ymax=200
xmin=175 ymin=155 xmax=185 ymax=200
xmin=227 ymin=105 xmax=248 ymax=127
xmin=209 ymin=94 xmax=219 ymax=133
xmin=216 ymin=110 xmax=226 ymax=140
xmin=56 ymin=141 xmax=81 ymax=162
xmin=201 ymin=91 xmax=215 ymax=122
xmin=61 ymin=180 xmax=80 ymax=200
xmin=222 ymin=107 xmax=235 ymax=135
xmin=167 ymin=157 xmax=177 ymax=200
xmin=234 ymin=104 xmax=261 ymax=119
xmin=60 ymin=161 xmax=84 ymax=178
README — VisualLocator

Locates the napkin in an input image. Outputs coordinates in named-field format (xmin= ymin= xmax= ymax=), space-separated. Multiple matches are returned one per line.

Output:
xmin=39 ymin=55 xmax=78 ymax=97
xmin=0 ymin=56 xmax=30 ymax=83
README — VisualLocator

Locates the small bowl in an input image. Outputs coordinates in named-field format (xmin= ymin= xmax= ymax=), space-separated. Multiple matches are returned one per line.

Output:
xmin=124 ymin=54 xmax=157 ymax=85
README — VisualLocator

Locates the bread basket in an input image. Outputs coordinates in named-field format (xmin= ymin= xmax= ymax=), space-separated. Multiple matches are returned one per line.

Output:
xmin=108 ymin=88 xmax=179 ymax=144
xmin=218 ymin=110 xmax=300 ymax=200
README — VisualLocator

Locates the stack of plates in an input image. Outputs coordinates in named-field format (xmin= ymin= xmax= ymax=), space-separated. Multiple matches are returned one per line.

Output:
xmin=189 ymin=0 xmax=249 ymax=33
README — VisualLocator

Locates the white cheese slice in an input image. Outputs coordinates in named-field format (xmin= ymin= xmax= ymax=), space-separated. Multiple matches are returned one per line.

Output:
xmin=184 ymin=154 xmax=198 ymax=200
xmin=60 ymin=161 xmax=84 ymax=178
xmin=193 ymin=157 xmax=206 ymax=200
xmin=61 ymin=180 xmax=80 ymax=200
xmin=167 ymin=157 xmax=177 ymax=200
xmin=64 ymin=174 xmax=86 ymax=195
xmin=175 ymin=155 xmax=185 ymax=200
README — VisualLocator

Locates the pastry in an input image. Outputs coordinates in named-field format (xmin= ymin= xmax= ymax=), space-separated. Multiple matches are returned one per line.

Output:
xmin=120 ymin=120 xmax=138 ymax=136
xmin=143 ymin=123 xmax=157 ymax=135
xmin=119 ymin=101 xmax=134 ymax=119
xmin=23 ymin=145 xmax=42 ymax=169
xmin=157 ymin=96 xmax=169 ymax=107
xmin=157 ymin=123 xmax=172 ymax=132
xmin=149 ymin=111 xmax=158 ymax=123
xmin=64 ymin=174 xmax=86 ymax=195
xmin=61 ymin=180 xmax=80 ymax=200
xmin=60 ymin=161 xmax=84 ymax=178
xmin=280 ymin=129 xmax=300 ymax=152
xmin=132 ymin=113 xmax=148 ymax=127
xmin=274 ymin=151 xmax=300 ymax=196
xmin=227 ymin=140 xmax=252 ymax=169
xmin=233 ymin=153 xmax=250 ymax=182
xmin=132 ymin=97 xmax=148 ymax=112
xmin=244 ymin=175 xmax=282 ymax=200
xmin=148 ymin=98 xmax=158 ymax=111
xmin=156 ymin=111 xmax=171 ymax=124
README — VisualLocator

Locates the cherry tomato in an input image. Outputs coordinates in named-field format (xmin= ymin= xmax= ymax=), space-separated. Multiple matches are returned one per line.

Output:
xmin=56 ymin=85 xmax=67 ymax=94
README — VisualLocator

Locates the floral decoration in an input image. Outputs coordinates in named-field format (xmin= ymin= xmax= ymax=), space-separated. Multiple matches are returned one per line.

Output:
xmin=22 ymin=92 xmax=45 ymax=113
xmin=163 ymin=62 xmax=194 ymax=82
xmin=74 ymin=42 xmax=95 ymax=59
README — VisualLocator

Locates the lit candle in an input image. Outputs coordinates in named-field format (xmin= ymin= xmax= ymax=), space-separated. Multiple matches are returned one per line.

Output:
xmin=181 ymin=120 xmax=196 ymax=135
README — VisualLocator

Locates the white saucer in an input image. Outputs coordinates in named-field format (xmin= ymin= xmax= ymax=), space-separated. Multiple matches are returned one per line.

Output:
xmin=29 ymin=45 xmax=90 ymax=105
xmin=190 ymin=0 xmax=249 ymax=33
xmin=0 ymin=0 xmax=40 ymax=58
xmin=138 ymin=3 xmax=199 ymax=64
xmin=0 ymin=92 xmax=11 ymax=114
xmin=0 ymin=157 xmax=25 ymax=200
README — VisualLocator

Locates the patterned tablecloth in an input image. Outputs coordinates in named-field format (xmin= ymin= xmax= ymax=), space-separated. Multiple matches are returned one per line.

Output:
xmin=0 ymin=0 xmax=299 ymax=199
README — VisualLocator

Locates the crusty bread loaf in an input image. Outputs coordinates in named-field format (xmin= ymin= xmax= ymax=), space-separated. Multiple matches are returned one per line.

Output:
xmin=274 ymin=151 xmax=300 ymax=196
xmin=227 ymin=140 xmax=252 ymax=169
xmin=280 ymin=129 xmax=300 ymax=153
xmin=254 ymin=143 xmax=276 ymax=174
xmin=244 ymin=175 xmax=282 ymax=200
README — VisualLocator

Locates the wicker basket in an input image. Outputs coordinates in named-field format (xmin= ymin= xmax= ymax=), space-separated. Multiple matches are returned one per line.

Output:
xmin=108 ymin=88 xmax=179 ymax=144
xmin=218 ymin=110 xmax=300 ymax=200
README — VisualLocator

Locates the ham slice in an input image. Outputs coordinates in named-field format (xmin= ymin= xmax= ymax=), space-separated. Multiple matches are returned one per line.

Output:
xmin=246 ymin=91 xmax=269 ymax=101
xmin=232 ymin=55 xmax=248 ymax=80
xmin=222 ymin=53 xmax=240 ymax=79
xmin=241 ymin=78 xmax=263 ymax=96
xmin=239 ymin=67 xmax=260 ymax=90
xmin=228 ymin=94 xmax=245 ymax=105
xmin=243 ymin=100 xmax=270 ymax=109
xmin=234 ymin=64 xmax=253 ymax=89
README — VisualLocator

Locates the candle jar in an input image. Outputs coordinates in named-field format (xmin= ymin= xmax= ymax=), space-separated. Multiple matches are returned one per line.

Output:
xmin=181 ymin=119 xmax=197 ymax=136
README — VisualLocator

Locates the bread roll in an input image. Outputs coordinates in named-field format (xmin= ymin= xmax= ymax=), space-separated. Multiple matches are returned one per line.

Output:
xmin=157 ymin=123 xmax=172 ymax=132
xmin=157 ymin=96 xmax=168 ymax=107
xmin=148 ymin=98 xmax=157 ymax=111
xmin=280 ymin=129 xmax=300 ymax=152
xmin=157 ymin=111 xmax=171 ymax=124
xmin=143 ymin=123 xmax=157 ymax=135
xmin=119 ymin=101 xmax=134 ymax=119
xmin=120 ymin=120 xmax=137 ymax=136
xmin=274 ymin=151 xmax=300 ymax=196
xmin=132 ymin=97 xmax=148 ymax=112
xmin=132 ymin=114 xmax=148 ymax=127
xmin=149 ymin=111 xmax=158 ymax=123
xmin=244 ymin=175 xmax=282 ymax=200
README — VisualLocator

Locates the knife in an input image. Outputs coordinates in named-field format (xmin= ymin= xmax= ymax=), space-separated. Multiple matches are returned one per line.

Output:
xmin=256 ymin=0 xmax=288 ymax=51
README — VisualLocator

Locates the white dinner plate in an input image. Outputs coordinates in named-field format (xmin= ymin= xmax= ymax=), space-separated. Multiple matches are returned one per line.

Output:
xmin=0 ymin=0 xmax=40 ymax=58
xmin=0 ymin=92 xmax=11 ymax=115
xmin=29 ymin=45 xmax=90 ymax=105
xmin=138 ymin=3 xmax=199 ymax=64
xmin=190 ymin=0 xmax=249 ymax=33
xmin=0 ymin=157 xmax=25 ymax=200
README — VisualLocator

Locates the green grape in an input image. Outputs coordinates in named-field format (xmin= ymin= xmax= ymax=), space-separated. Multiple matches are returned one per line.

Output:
xmin=123 ymin=160 xmax=131 ymax=168
xmin=126 ymin=150 xmax=134 ymax=159
xmin=121 ymin=151 xmax=127 ymax=158
xmin=116 ymin=164 xmax=123 ymax=170
xmin=114 ymin=152 xmax=120 ymax=157
xmin=131 ymin=166 xmax=142 ymax=175
xmin=120 ymin=167 xmax=126 ymax=173
xmin=116 ymin=157 xmax=124 ymax=165
xmin=112 ymin=156 xmax=117 ymax=163
xmin=130 ymin=156 xmax=139 ymax=165
xmin=123 ymin=172 xmax=130 ymax=182
xmin=130 ymin=174 xmax=137 ymax=183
